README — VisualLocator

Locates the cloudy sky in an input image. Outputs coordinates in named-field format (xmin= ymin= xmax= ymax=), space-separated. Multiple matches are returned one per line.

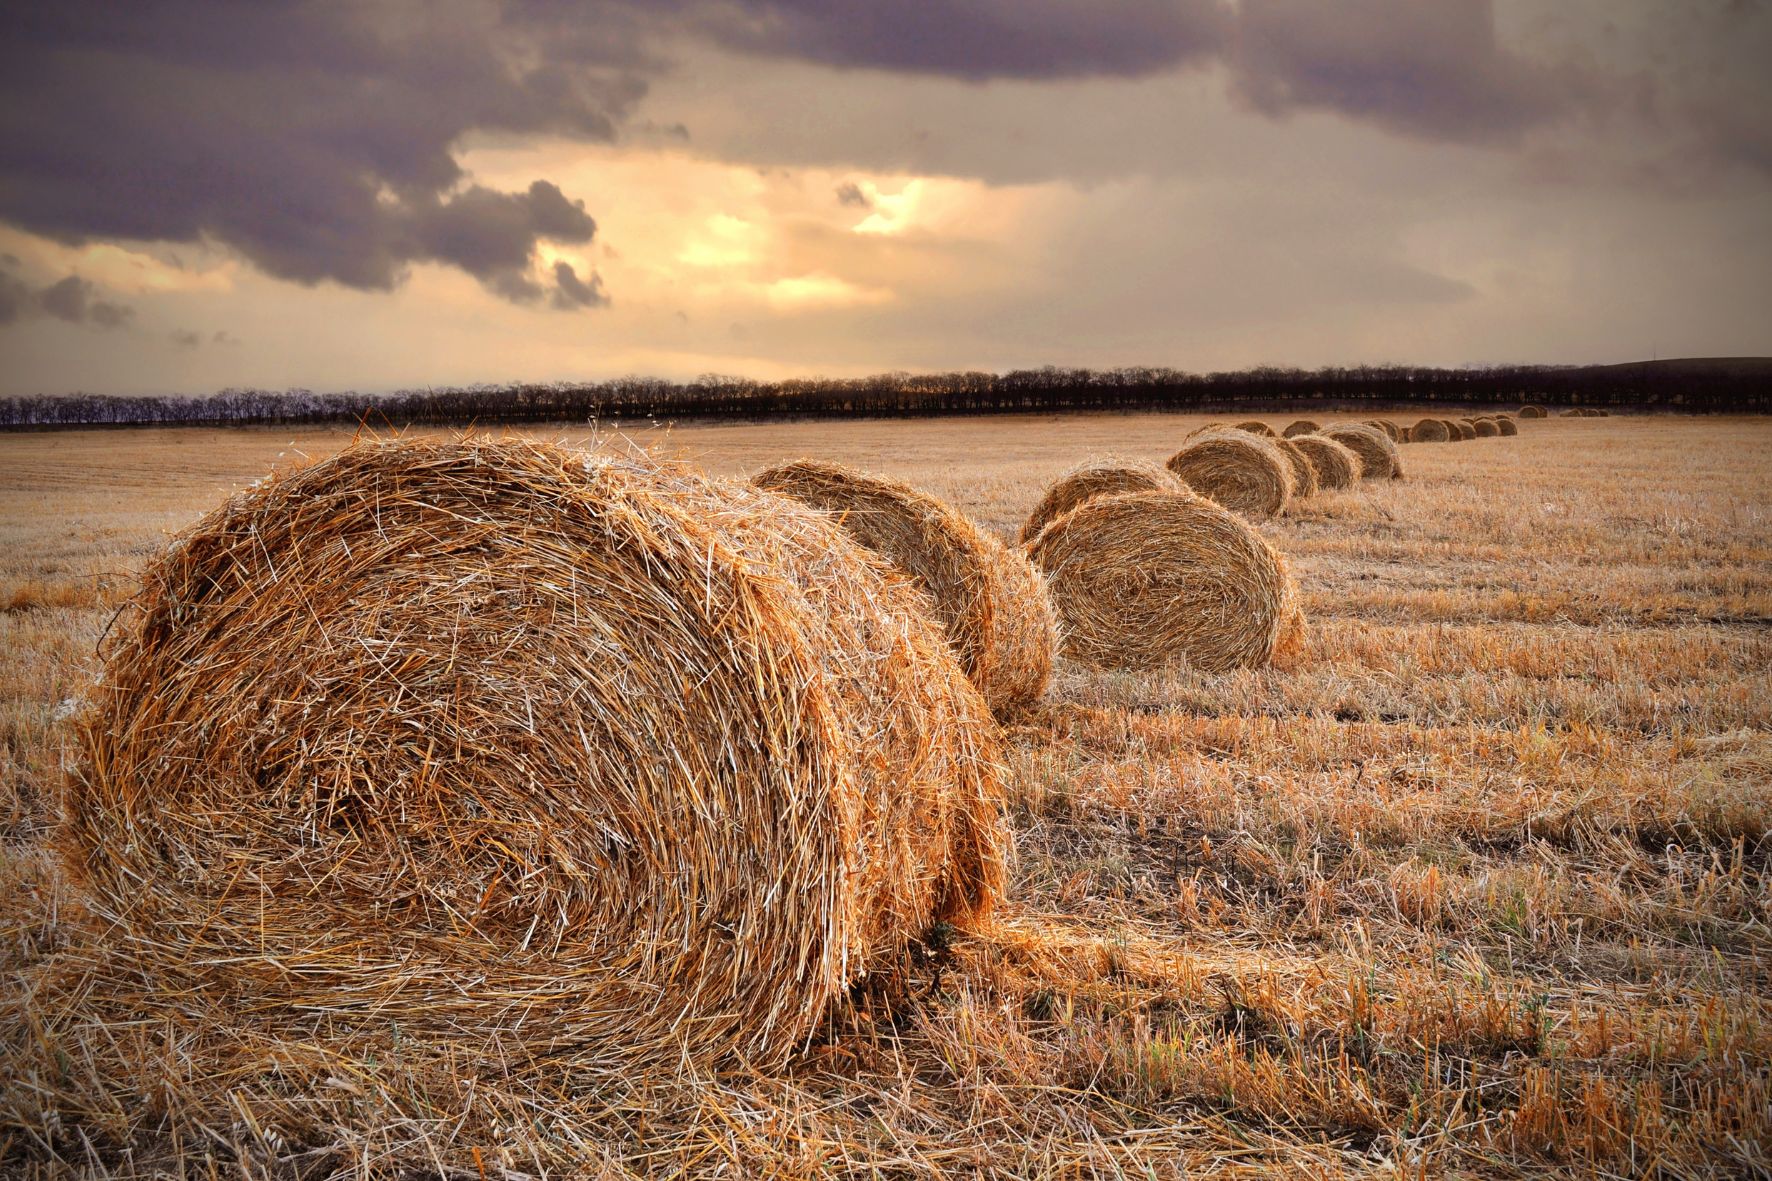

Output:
xmin=1 ymin=1 xmax=1768 ymax=396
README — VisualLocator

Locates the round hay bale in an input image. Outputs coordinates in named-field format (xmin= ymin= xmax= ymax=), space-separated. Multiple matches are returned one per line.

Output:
xmin=1519 ymin=404 xmax=1547 ymax=418
xmin=1233 ymin=420 xmax=1278 ymax=438
xmin=1282 ymin=419 xmax=1321 ymax=438
xmin=1364 ymin=420 xmax=1403 ymax=442
xmin=1322 ymin=423 xmax=1403 ymax=480
xmin=1019 ymin=458 xmax=1193 ymax=545
xmin=65 ymin=437 xmax=1007 ymax=1070
xmin=1494 ymin=416 xmax=1519 ymax=436
xmin=1411 ymin=417 xmax=1451 ymax=443
xmin=1287 ymin=434 xmax=1361 ymax=490
xmin=1271 ymin=436 xmax=1321 ymax=498
xmin=1027 ymin=491 xmax=1296 ymax=672
xmin=1559 ymin=408 xmax=1583 ymax=417
xmin=1450 ymin=419 xmax=1477 ymax=440
xmin=1471 ymin=418 xmax=1500 ymax=438
xmin=755 ymin=459 xmax=1055 ymax=718
xmin=1165 ymin=430 xmax=1294 ymax=520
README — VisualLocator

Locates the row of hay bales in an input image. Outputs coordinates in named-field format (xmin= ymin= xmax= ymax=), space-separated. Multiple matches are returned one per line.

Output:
xmin=63 ymin=400 xmax=1549 ymax=1075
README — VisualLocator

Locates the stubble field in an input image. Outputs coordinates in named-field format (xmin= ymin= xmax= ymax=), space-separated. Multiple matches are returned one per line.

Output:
xmin=2 ymin=412 xmax=1769 ymax=1178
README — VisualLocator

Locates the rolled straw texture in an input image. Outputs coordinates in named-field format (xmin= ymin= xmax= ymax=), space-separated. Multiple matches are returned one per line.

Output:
xmin=1271 ymin=437 xmax=1321 ymax=498
xmin=64 ymin=437 xmax=1007 ymax=1070
xmin=755 ymin=459 xmax=1055 ymax=717
xmin=1165 ymin=431 xmax=1294 ymax=520
xmin=1287 ymin=434 xmax=1361 ymax=490
xmin=1019 ymin=457 xmax=1194 ymax=545
xmin=1027 ymin=491 xmax=1296 ymax=671
xmin=1323 ymin=424 xmax=1404 ymax=480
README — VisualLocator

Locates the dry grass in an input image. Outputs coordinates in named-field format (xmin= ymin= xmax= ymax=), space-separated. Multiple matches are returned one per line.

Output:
xmin=1 ymin=412 xmax=1769 ymax=1179
xmin=755 ymin=458 xmax=1056 ymax=718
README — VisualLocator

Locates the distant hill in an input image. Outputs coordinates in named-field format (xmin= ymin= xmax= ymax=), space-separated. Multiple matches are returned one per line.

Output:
xmin=1588 ymin=357 xmax=1772 ymax=377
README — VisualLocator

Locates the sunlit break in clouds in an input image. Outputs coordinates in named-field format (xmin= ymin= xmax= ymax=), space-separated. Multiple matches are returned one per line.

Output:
xmin=0 ymin=1 xmax=1768 ymax=394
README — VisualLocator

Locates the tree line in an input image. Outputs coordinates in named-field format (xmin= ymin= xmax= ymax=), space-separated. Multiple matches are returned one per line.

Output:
xmin=3 ymin=360 xmax=1766 ymax=429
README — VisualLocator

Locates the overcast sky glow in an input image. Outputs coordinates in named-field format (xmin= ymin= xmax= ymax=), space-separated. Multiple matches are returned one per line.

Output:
xmin=1 ymin=1 xmax=1768 ymax=396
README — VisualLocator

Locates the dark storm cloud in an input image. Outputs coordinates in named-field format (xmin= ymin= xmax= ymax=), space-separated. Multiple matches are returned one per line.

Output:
xmin=170 ymin=328 xmax=203 ymax=349
xmin=1229 ymin=0 xmax=1585 ymax=144
xmin=0 ymin=261 xmax=134 ymax=331
xmin=704 ymin=0 xmax=1230 ymax=79
xmin=834 ymin=182 xmax=871 ymax=208
xmin=0 ymin=2 xmax=639 ymax=305
xmin=2 ymin=0 xmax=1763 ymax=323
xmin=550 ymin=261 xmax=610 ymax=309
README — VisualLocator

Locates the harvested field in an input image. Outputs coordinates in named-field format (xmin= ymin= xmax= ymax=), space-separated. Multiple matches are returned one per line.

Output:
xmin=2 ymin=412 xmax=1770 ymax=1179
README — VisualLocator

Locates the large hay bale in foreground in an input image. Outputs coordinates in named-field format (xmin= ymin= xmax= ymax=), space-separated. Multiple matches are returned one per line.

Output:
xmin=65 ymin=438 xmax=1007 ymax=1070
xmin=1019 ymin=458 xmax=1193 ymax=544
xmin=1519 ymin=404 xmax=1547 ymax=418
xmin=1234 ymin=420 xmax=1278 ymax=438
xmin=1166 ymin=431 xmax=1294 ymax=520
xmin=1288 ymin=434 xmax=1361 ymax=490
xmin=1322 ymin=424 xmax=1404 ymax=480
xmin=756 ymin=460 xmax=1055 ymax=717
xmin=1027 ymin=491 xmax=1296 ymax=671
xmin=1494 ymin=416 xmax=1519 ymax=436
xmin=1282 ymin=419 xmax=1321 ymax=438
xmin=1471 ymin=418 xmax=1500 ymax=438
xmin=1271 ymin=436 xmax=1321 ymax=498
xmin=1411 ymin=417 xmax=1451 ymax=443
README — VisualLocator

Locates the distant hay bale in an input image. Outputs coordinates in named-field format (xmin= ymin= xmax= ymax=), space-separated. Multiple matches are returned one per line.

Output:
xmin=1027 ymin=491 xmax=1297 ymax=671
xmin=1471 ymin=418 xmax=1500 ymax=438
xmin=1364 ymin=420 xmax=1403 ymax=442
xmin=1270 ymin=436 xmax=1321 ymax=498
xmin=756 ymin=459 xmax=1056 ymax=718
xmin=1288 ymin=434 xmax=1361 ymax=490
xmin=1450 ymin=419 xmax=1476 ymax=440
xmin=65 ymin=437 xmax=1008 ymax=1071
xmin=1019 ymin=458 xmax=1193 ymax=545
xmin=1495 ymin=416 xmax=1519 ymax=436
xmin=1559 ymin=408 xmax=1583 ymax=417
xmin=1519 ymin=404 xmax=1547 ymax=418
xmin=1322 ymin=423 xmax=1403 ymax=480
xmin=1233 ymin=420 xmax=1278 ymax=438
xmin=1165 ymin=430 xmax=1294 ymax=520
xmin=1411 ymin=417 xmax=1451 ymax=443
xmin=1282 ymin=419 xmax=1321 ymax=438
